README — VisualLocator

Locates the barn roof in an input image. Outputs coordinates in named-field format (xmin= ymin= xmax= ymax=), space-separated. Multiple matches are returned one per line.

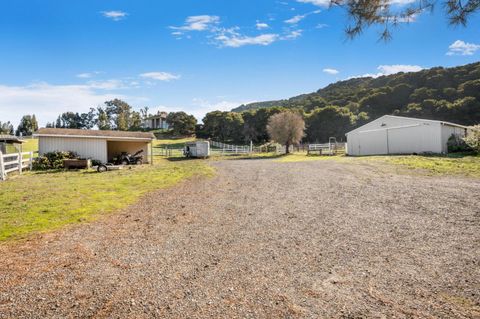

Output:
xmin=346 ymin=115 xmax=468 ymax=135
xmin=34 ymin=128 xmax=155 ymax=141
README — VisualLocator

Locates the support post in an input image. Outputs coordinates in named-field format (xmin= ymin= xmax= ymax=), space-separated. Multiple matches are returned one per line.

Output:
xmin=29 ymin=152 xmax=33 ymax=170
xmin=0 ymin=151 xmax=5 ymax=181
xmin=150 ymin=142 xmax=154 ymax=165
xmin=18 ymin=152 xmax=22 ymax=174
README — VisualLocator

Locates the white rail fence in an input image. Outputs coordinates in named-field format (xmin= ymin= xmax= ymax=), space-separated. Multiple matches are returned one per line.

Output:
xmin=307 ymin=142 xmax=346 ymax=155
xmin=210 ymin=141 xmax=251 ymax=155
xmin=0 ymin=151 xmax=34 ymax=181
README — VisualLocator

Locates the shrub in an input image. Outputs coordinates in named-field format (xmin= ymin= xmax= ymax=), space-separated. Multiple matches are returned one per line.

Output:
xmin=33 ymin=151 xmax=78 ymax=170
xmin=463 ymin=125 xmax=480 ymax=153
xmin=447 ymin=134 xmax=471 ymax=153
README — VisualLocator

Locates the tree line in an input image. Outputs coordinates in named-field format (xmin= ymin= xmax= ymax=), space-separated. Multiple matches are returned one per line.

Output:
xmin=197 ymin=105 xmax=363 ymax=144
xmin=229 ymin=62 xmax=480 ymax=142
xmin=1 ymin=99 xmax=198 ymax=137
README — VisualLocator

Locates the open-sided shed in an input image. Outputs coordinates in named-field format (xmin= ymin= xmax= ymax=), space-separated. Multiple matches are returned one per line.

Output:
xmin=34 ymin=128 xmax=155 ymax=164
xmin=346 ymin=115 xmax=469 ymax=156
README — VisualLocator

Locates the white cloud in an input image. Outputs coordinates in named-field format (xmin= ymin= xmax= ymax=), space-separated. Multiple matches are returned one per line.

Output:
xmin=256 ymin=22 xmax=269 ymax=30
xmin=296 ymin=0 xmax=331 ymax=7
xmin=190 ymin=98 xmax=253 ymax=121
xmin=285 ymin=14 xmax=307 ymax=24
xmin=139 ymin=72 xmax=181 ymax=81
xmin=0 ymin=83 xmax=132 ymax=126
xmin=284 ymin=9 xmax=321 ymax=24
xmin=101 ymin=11 xmax=127 ymax=21
xmin=389 ymin=0 xmax=417 ymax=4
xmin=316 ymin=23 xmax=329 ymax=28
xmin=86 ymin=79 xmax=130 ymax=90
xmin=378 ymin=64 xmax=423 ymax=74
xmin=349 ymin=64 xmax=423 ymax=79
xmin=323 ymin=68 xmax=339 ymax=75
xmin=77 ymin=73 xmax=93 ymax=79
xmin=282 ymin=30 xmax=303 ymax=40
xmin=170 ymin=15 xmax=220 ymax=33
xmin=215 ymin=28 xmax=279 ymax=47
xmin=446 ymin=40 xmax=480 ymax=56
xmin=76 ymin=71 xmax=102 ymax=79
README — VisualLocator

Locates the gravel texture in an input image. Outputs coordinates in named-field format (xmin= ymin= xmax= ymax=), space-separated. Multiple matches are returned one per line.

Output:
xmin=0 ymin=159 xmax=479 ymax=318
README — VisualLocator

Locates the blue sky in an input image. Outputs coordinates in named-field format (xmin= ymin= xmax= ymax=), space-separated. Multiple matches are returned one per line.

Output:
xmin=0 ymin=0 xmax=479 ymax=126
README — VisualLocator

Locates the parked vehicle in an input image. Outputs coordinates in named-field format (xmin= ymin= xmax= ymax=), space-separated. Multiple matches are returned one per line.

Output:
xmin=114 ymin=150 xmax=144 ymax=165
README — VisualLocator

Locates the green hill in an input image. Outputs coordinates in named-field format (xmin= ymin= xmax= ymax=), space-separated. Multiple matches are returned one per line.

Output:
xmin=232 ymin=62 xmax=480 ymax=127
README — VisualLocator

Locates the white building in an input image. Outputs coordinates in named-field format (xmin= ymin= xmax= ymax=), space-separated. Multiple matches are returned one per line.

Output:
xmin=346 ymin=115 xmax=469 ymax=156
xmin=142 ymin=111 xmax=169 ymax=130
xmin=34 ymin=128 xmax=155 ymax=164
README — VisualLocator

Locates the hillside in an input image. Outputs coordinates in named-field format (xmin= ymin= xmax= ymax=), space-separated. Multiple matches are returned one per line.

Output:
xmin=232 ymin=62 xmax=480 ymax=126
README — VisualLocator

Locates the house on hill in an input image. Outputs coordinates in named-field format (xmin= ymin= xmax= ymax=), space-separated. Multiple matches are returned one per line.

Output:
xmin=34 ymin=128 xmax=155 ymax=164
xmin=346 ymin=115 xmax=469 ymax=156
xmin=142 ymin=111 xmax=169 ymax=130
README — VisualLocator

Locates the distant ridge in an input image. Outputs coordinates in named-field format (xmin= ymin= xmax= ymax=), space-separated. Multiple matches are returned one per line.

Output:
xmin=231 ymin=62 xmax=480 ymax=126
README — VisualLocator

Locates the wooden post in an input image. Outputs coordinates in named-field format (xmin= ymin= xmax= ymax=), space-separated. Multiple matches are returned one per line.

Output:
xmin=0 ymin=151 xmax=5 ymax=181
xmin=29 ymin=152 xmax=33 ymax=170
xmin=18 ymin=152 xmax=22 ymax=174
xmin=150 ymin=142 xmax=154 ymax=165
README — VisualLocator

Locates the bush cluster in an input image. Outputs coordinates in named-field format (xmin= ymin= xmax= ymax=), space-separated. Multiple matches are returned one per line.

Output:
xmin=33 ymin=151 xmax=78 ymax=170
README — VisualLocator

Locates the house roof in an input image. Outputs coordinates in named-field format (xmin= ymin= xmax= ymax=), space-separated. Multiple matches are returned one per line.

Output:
xmin=346 ymin=115 xmax=468 ymax=135
xmin=34 ymin=128 xmax=155 ymax=140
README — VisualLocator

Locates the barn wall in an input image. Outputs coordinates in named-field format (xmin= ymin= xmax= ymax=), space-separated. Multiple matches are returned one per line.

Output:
xmin=39 ymin=137 xmax=108 ymax=163
xmin=388 ymin=123 xmax=442 ymax=154
xmin=440 ymin=125 xmax=467 ymax=153
xmin=347 ymin=122 xmax=443 ymax=155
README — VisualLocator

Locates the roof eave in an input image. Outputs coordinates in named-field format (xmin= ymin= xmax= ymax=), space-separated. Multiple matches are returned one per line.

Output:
xmin=33 ymin=134 xmax=154 ymax=141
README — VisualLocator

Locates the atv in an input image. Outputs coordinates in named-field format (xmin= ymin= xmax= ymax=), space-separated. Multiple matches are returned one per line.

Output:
xmin=114 ymin=150 xmax=144 ymax=166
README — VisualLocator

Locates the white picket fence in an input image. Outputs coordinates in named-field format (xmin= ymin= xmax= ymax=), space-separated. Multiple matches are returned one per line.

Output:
xmin=0 ymin=151 xmax=34 ymax=181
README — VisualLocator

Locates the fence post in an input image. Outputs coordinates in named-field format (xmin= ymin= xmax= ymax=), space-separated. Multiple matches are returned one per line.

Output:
xmin=29 ymin=152 xmax=33 ymax=170
xmin=18 ymin=152 xmax=22 ymax=174
xmin=0 ymin=151 xmax=5 ymax=181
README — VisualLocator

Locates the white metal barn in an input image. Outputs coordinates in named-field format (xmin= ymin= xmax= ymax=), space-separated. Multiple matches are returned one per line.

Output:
xmin=346 ymin=115 xmax=468 ymax=156
xmin=35 ymin=128 xmax=155 ymax=164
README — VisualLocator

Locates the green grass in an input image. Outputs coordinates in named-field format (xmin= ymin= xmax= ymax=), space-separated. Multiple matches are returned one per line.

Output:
xmin=153 ymin=137 xmax=196 ymax=149
xmin=369 ymin=154 xmax=480 ymax=178
xmin=0 ymin=158 xmax=214 ymax=241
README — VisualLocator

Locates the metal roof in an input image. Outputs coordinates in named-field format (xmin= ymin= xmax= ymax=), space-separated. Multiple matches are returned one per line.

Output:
xmin=34 ymin=128 xmax=155 ymax=140
xmin=346 ymin=115 xmax=468 ymax=135
xmin=0 ymin=135 xmax=25 ymax=144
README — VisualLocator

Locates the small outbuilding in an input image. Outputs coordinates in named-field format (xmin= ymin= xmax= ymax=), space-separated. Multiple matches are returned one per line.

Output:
xmin=346 ymin=115 xmax=469 ymax=156
xmin=34 ymin=128 xmax=155 ymax=164
xmin=0 ymin=135 xmax=25 ymax=154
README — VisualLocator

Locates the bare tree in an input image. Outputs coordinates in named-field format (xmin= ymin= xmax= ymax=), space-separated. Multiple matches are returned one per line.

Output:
xmin=267 ymin=112 xmax=305 ymax=154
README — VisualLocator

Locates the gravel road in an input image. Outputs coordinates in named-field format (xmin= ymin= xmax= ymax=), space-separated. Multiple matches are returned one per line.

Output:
xmin=1 ymin=159 xmax=479 ymax=318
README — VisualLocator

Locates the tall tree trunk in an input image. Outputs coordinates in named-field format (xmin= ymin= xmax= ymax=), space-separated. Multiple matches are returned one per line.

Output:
xmin=285 ymin=142 xmax=290 ymax=154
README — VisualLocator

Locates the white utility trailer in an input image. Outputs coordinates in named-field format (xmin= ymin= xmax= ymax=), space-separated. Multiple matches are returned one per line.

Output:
xmin=185 ymin=141 xmax=210 ymax=158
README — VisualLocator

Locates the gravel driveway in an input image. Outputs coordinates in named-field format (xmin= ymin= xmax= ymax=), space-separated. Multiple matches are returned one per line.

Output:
xmin=1 ymin=159 xmax=479 ymax=318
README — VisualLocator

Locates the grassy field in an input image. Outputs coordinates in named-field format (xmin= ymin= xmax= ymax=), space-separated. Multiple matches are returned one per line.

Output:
xmin=268 ymin=151 xmax=480 ymax=178
xmin=373 ymin=153 xmax=480 ymax=178
xmin=153 ymin=137 xmax=196 ymax=149
xmin=0 ymin=158 xmax=214 ymax=241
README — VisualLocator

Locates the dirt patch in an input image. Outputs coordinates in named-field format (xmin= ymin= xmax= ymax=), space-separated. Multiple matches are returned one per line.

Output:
xmin=0 ymin=159 xmax=479 ymax=318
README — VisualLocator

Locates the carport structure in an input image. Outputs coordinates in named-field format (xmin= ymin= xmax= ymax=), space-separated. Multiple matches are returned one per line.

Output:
xmin=35 ymin=128 xmax=155 ymax=164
